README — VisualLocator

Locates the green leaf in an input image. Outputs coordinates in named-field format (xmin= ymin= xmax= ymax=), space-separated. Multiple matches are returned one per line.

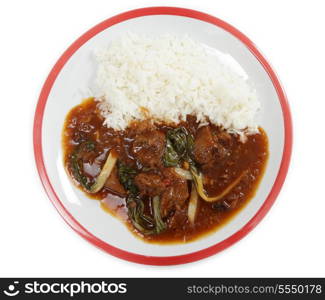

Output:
xmin=152 ymin=196 xmax=166 ymax=234
xmin=70 ymin=141 xmax=96 ymax=190
xmin=163 ymin=126 xmax=195 ymax=167
xmin=163 ymin=139 xmax=181 ymax=167
xmin=117 ymin=162 xmax=166 ymax=235
xmin=126 ymin=196 xmax=155 ymax=234
xmin=117 ymin=161 xmax=138 ymax=195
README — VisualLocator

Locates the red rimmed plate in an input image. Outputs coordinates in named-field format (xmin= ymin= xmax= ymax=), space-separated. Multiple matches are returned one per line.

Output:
xmin=33 ymin=7 xmax=292 ymax=265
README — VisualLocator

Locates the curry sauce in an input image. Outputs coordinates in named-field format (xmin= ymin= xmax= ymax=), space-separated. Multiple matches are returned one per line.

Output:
xmin=62 ymin=98 xmax=268 ymax=243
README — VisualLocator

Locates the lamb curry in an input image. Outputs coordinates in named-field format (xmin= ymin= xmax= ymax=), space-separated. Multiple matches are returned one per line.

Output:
xmin=63 ymin=98 xmax=268 ymax=243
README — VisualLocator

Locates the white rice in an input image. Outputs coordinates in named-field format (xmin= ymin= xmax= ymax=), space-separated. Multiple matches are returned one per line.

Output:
xmin=94 ymin=33 xmax=260 ymax=135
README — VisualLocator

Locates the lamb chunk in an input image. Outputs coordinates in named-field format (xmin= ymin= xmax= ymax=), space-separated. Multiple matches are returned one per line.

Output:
xmin=130 ymin=119 xmax=154 ymax=133
xmin=161 ymin=167 xmax=182 ymax=186
xmin=134 ymin=172 xmax=166 ymax=197
xmin=132 ymin=131 xmax=166 ymax=168
xmin=193 ymin=126 xmax=217 ymax=164
xmin=168 ymin=208 xmax=188 ymax=230
xmin=192 ymin=126 xmax=228 ymax=165
xmin=160 ymin=180 xmax=189 ymax=218
xmin=217 ymin=130 xmax=233 ymax=147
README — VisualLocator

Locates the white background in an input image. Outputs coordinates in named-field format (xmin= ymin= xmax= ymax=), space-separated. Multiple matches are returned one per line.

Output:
xmin=0 ymin=0 xmax=324 ymax=277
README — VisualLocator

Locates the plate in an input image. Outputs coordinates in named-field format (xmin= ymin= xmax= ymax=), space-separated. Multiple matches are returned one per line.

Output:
xmin=33 ymin=7 xmax=292 ymax=265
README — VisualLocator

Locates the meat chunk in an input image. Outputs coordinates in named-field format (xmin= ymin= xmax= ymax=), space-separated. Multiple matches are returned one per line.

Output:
xmin=192 ymin=126 xmax=216 ymax=164
xmin=104 ymin=166 xmax=126 ymax=196
xmin=168 ymin=208 xmax=188 ymax=230
xmin=192 ymin=126 xmax=228 ymax=165
xmin=160 ymin=180 xmax=189 ymax=218
xmin=217 ymin=130 xmax=233 ymax=147
xmin=132 ymin=131 xmax=166 ymax=168
xmin=161 ymin=167 xmax=182 ymax=186
xmin=134 ymin=172 xmax=166 ymax=197
xmin=135 ymin=169 xmax=188 ymax=218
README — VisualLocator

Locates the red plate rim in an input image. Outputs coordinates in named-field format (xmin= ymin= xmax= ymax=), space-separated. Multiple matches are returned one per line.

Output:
xmin=33 ymin=6 xmax=293 ymax=265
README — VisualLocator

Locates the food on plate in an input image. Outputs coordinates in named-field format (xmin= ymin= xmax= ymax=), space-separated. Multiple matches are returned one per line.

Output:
xmin=62 ymin=34 xmax=268 ymax=243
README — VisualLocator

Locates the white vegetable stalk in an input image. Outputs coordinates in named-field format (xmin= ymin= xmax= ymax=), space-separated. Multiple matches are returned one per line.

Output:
xmin=89 ymin=150 xmax=118 ymax=193
xmin=174 ymin=167 xmax=192 ymax=180
xmin=188 ymin=182 xmax=198 ymax=224
xmin=192 ymin=170 xmax=246 ymax=202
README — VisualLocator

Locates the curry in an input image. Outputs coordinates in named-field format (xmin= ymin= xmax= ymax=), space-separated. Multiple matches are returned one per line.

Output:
xmin=63 ymin=98 xmax=268 ymax=243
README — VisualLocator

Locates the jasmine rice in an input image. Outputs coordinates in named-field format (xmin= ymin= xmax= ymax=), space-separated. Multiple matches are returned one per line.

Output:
xmin=94 ymin=33 xmax=260 ymax=135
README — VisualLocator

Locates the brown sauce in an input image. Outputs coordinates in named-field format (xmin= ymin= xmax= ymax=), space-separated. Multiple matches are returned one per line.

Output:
xmin=62 ymin=98 xmax=268 ymax=243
